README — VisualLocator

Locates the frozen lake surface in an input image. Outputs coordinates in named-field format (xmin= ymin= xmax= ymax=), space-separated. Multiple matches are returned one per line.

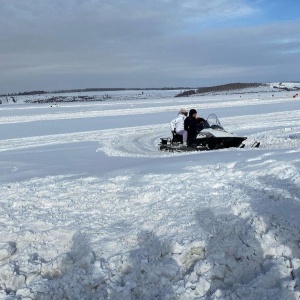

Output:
xmin=1 ymin=85 xmax=300 ymax=299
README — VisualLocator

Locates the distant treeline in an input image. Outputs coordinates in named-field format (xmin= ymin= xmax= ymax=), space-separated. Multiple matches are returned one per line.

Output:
xmin=196 ymin=82 xmax=264 ymax=93
xmin=175 ymin=83 xmax=264 ymax=97
xmin=1 ymin=87 xmax=192 ymax=97
xmin=6 ymin=91 xmax=48 ymax=96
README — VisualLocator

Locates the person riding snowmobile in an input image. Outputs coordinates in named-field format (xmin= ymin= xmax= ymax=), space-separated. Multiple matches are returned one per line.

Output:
xmin=170 ymin=108 xmax=188 ymax=146
xmin=184 ymin=109 xmax=205 ymax=145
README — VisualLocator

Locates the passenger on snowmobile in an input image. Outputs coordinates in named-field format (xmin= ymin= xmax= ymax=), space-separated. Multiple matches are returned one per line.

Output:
xmin=184 ymin=109 xmax=206 ymax=146
xmin=170 ymin=108 xmax=188 ymax=146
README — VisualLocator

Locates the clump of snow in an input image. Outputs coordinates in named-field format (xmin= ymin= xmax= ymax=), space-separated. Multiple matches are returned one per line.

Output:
xmin=0 ymin=242 xmax=16 ymax=261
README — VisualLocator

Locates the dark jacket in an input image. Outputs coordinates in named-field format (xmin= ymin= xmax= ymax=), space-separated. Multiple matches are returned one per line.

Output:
xmin=184 ymin=116 xmax=203 ymax=132
xmin=184 ymin=116 xmax=205 ymax=142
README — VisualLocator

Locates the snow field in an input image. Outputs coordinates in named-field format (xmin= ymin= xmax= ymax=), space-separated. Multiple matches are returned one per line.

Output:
xmin=1 ymin=89 xmax=300 ymax=299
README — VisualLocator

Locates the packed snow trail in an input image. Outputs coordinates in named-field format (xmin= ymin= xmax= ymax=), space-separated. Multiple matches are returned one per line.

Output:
xmin=0 ymin=96 xmax=297 ymax=124
xmin=2 ymin=111 xmax=300 ymax=157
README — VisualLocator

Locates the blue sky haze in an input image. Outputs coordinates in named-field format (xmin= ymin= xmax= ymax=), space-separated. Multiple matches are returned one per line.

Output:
xmin=0 ymin=0 xmax=299 ymax=93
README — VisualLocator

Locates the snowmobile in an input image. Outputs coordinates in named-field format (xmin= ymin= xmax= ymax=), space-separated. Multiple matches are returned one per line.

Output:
xmin=159 ymin=114 xmax=256 ymax=152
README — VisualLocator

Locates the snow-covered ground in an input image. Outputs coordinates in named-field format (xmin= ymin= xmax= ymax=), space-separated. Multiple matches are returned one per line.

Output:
xmin=1 ymin=83 xmax=300 ymax=299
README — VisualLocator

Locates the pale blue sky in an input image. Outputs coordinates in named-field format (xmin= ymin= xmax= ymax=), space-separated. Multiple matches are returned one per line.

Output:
xmin=0 ymin=0 xmax=299 ymax=93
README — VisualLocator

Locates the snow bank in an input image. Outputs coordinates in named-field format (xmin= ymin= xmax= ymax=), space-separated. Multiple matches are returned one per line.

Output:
xmin=1 ymin=158 xmax=300 ymax=299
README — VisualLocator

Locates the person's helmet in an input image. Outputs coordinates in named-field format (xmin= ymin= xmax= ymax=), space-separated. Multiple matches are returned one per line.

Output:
xmin=179 ymin=108 xmax=187 ymax=114
xmin=189 ymin=109 xmax=197 ymax=117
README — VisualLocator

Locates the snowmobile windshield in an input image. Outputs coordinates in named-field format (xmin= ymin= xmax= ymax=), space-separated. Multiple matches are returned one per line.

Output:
xmin=206 ymin=114 xmax=223 ymax=129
